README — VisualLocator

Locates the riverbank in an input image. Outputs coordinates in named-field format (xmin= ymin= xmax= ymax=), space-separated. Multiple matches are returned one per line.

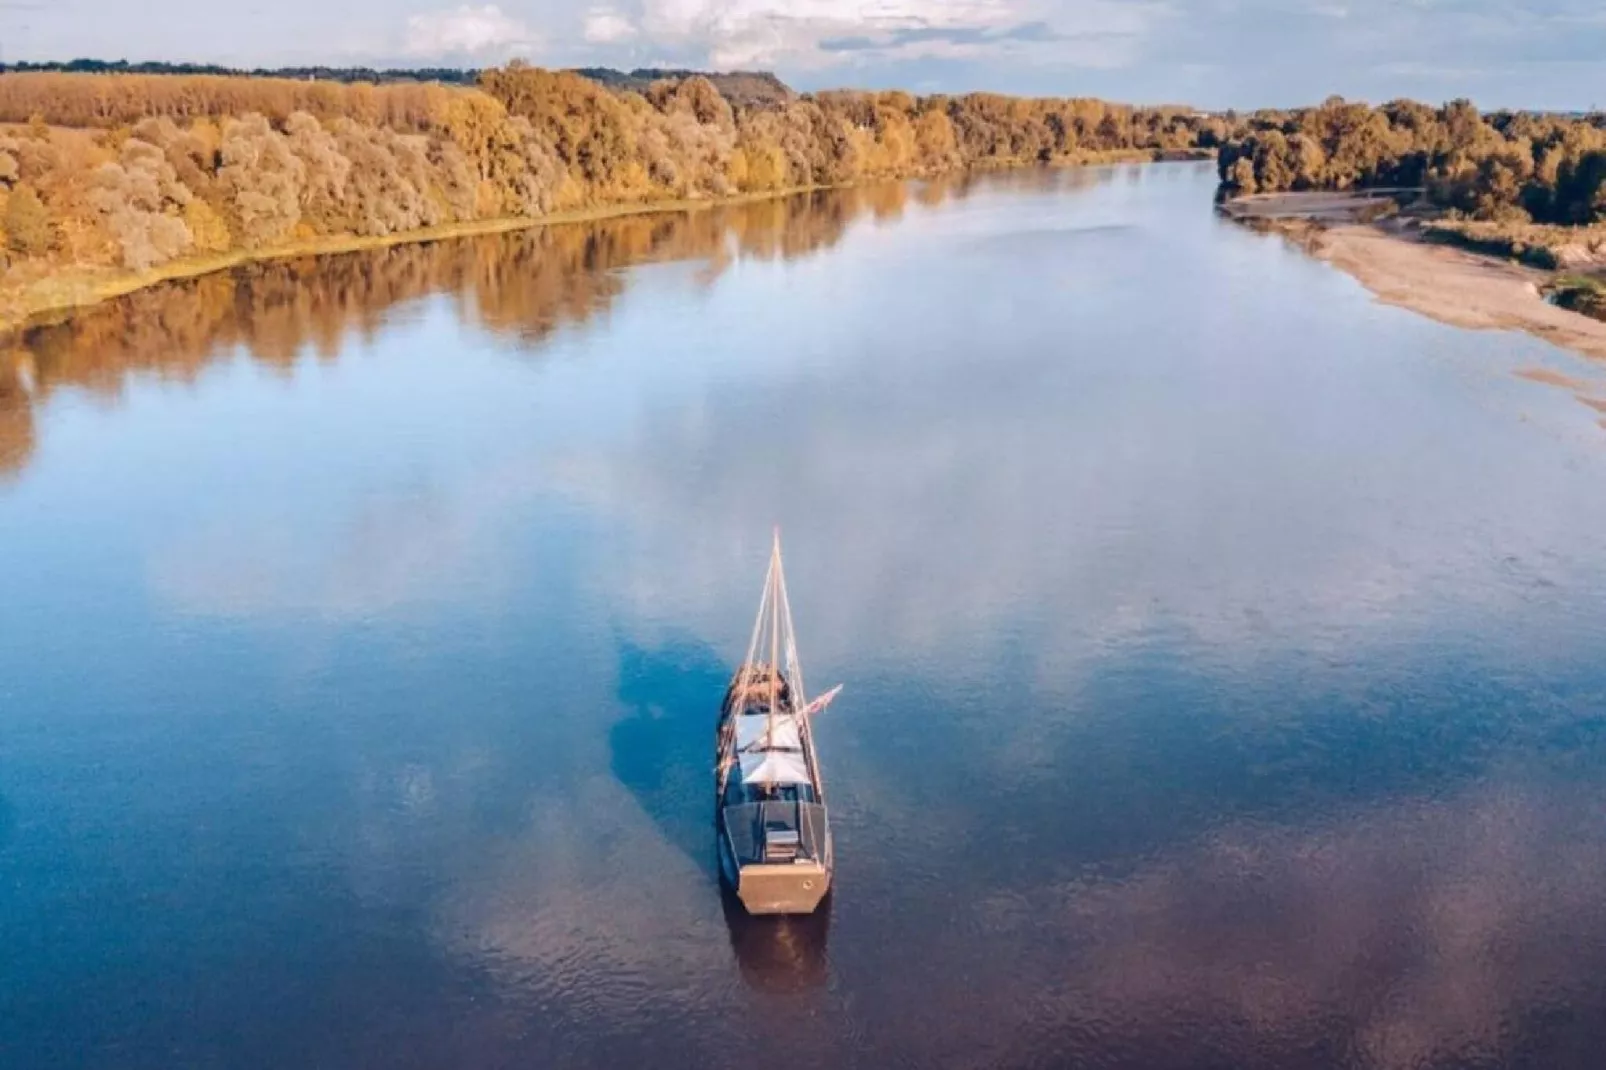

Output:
xmin=0 ymin=148 xmax=1186 ymax=338
xmin=0 ymin=189 xmax=803 ymax=337
xmin=1223 ymin=192 xmax=1606 ymax=362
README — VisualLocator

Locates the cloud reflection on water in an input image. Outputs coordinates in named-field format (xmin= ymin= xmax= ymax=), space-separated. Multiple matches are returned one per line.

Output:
xmin=9 ymin=164 xmax=1606 ymax=1068
xmin=931 ymin=780 xmax=1606 ymax=1070
xmin=425 ymin=764 xmax=1606 ymax=1068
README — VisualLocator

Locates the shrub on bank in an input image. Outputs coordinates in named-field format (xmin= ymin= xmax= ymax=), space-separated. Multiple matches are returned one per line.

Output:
xmin=4 ymin=183 xmax=53 ymax=255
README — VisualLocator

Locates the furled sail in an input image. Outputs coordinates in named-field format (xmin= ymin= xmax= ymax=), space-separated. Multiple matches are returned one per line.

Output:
xmin=737 ymin=530 xmax=841 ymax=785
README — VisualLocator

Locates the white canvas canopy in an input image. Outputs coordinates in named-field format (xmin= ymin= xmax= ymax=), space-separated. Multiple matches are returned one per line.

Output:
xmin=736 ymin=712 xmax=801 ymax=752
xmin=739 ymin=750 xmax=811 ymax=785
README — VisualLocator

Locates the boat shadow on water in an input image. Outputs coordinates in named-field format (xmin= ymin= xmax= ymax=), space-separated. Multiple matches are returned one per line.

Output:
xmin=608 ymin=634 xmax=835 ymax=990
xmin=609 ymin=634 xmax=731 ymax=884
xmin=720 ymin=884 xmax=832 ymax=994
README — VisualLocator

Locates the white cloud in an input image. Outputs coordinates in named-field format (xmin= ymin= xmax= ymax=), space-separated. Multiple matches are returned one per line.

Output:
xmin=405 ymin=4 xmax=540 ymax=57
xmin=619 ymin=0 xmax=1159 ymax=71
xmin=584 ymin=7 xmax=641 ymax=44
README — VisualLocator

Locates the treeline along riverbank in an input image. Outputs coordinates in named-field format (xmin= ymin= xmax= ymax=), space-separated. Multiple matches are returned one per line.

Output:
xmin=8 ymin=66 xmax=1606 ymax=340
xmin=0 ymin=66 xmax=1222 ymax=331
xmin=1217 ymin=97 xmax=1606 ymax=268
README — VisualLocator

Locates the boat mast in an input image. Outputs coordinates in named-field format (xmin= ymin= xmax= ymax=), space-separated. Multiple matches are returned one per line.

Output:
xmin=742 ymin=548 xmax=771 ymax=678
xmin=776 ymin=544 xmax=805 ymax=709
xmin=765 ymin=529 xmax=782 ymax=765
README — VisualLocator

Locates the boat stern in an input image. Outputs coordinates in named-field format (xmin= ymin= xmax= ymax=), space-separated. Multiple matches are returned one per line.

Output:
xmin=737 ymin=861 xmax=831 ymax=915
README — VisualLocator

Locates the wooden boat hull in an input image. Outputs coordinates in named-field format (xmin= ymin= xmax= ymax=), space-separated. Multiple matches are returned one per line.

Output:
xmin=718 ymin=829 xmax=831 ymax=915
xmin=735 ymin=861 xmax=831 ymax=915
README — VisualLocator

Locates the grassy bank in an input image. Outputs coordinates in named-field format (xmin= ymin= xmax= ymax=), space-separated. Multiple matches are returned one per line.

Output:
xmin=1545 ymin=274 xmax=1606 ymax=321
xmin=1419 ymin=218 xmax=1606 ymax=272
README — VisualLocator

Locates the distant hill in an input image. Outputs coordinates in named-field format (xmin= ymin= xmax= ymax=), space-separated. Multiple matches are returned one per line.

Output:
xmin=0 ymin=60 xmax=795 ymax=104
xmin=571 ymin=68 xmax=795 ymax=107
xmin=0 ymin=59 xmax=480 ymax=84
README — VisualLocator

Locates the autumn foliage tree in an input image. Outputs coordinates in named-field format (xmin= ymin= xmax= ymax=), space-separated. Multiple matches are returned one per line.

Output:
xmin=0 ymin=66 xmax=1228 ymax=281
xmin=1218 ymin=96 xmax=1606 ymax=226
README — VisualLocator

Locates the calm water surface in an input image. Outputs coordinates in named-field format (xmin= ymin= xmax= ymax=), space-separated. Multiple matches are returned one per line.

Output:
xmin=6 ymin=163 xmax=1606 ymax=1069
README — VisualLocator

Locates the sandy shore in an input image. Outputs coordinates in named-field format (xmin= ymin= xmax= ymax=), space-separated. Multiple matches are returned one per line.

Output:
xmin=1513 ymin=366 xmax=1592 ymax=390
xmin=1309 ymin=223 xmax=1606 ymax=361
xmin=1226 ymin=192 xmax=1606 ymax=362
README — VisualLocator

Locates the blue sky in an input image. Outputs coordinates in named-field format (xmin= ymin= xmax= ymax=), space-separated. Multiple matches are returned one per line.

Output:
xmin=3 ymin=0 xmax=1603 ymax=110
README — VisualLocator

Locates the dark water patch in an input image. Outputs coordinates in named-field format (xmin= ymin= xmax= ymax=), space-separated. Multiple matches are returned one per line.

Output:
xmin=830 ymin=641 xmax=1606 ymax=904
xmin=609 ymin=634 xmax=729 ymax=881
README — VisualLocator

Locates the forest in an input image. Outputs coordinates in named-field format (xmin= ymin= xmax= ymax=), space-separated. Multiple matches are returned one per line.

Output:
xmin=0 ymin=60 xmax=791 ymax=98
xmin=0 ymin=65 xmax=1220 ymax=289
xmin=14 ymin=62 xmax=1603 ymax=319
xmin=1218 ymin=98 xmax=1606 ymax=226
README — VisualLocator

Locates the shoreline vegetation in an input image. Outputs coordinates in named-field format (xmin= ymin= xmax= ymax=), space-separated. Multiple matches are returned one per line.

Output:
xmin=4 ymin=66 xmax=1606 ymax=359
xmin=1216 ymin=97 xmax=1606 ymax=270
xmin=0 ymin=65 xmax=1223 ymax=335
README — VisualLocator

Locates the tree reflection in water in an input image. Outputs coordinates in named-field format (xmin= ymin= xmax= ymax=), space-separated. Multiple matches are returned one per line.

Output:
xmin=0 ymin=181 xmax=910 ymax=477
xmin=0 ymin=166 xmax=1116 ymax=482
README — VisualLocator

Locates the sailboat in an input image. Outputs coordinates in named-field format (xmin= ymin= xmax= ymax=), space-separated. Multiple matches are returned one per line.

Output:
xmin=715 ymin=531 xmax=841 ymax=915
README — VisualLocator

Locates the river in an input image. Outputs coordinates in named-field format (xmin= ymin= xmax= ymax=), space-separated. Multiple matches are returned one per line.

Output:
xmin=5 ymin=162 xmax=1606 ymax=1069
